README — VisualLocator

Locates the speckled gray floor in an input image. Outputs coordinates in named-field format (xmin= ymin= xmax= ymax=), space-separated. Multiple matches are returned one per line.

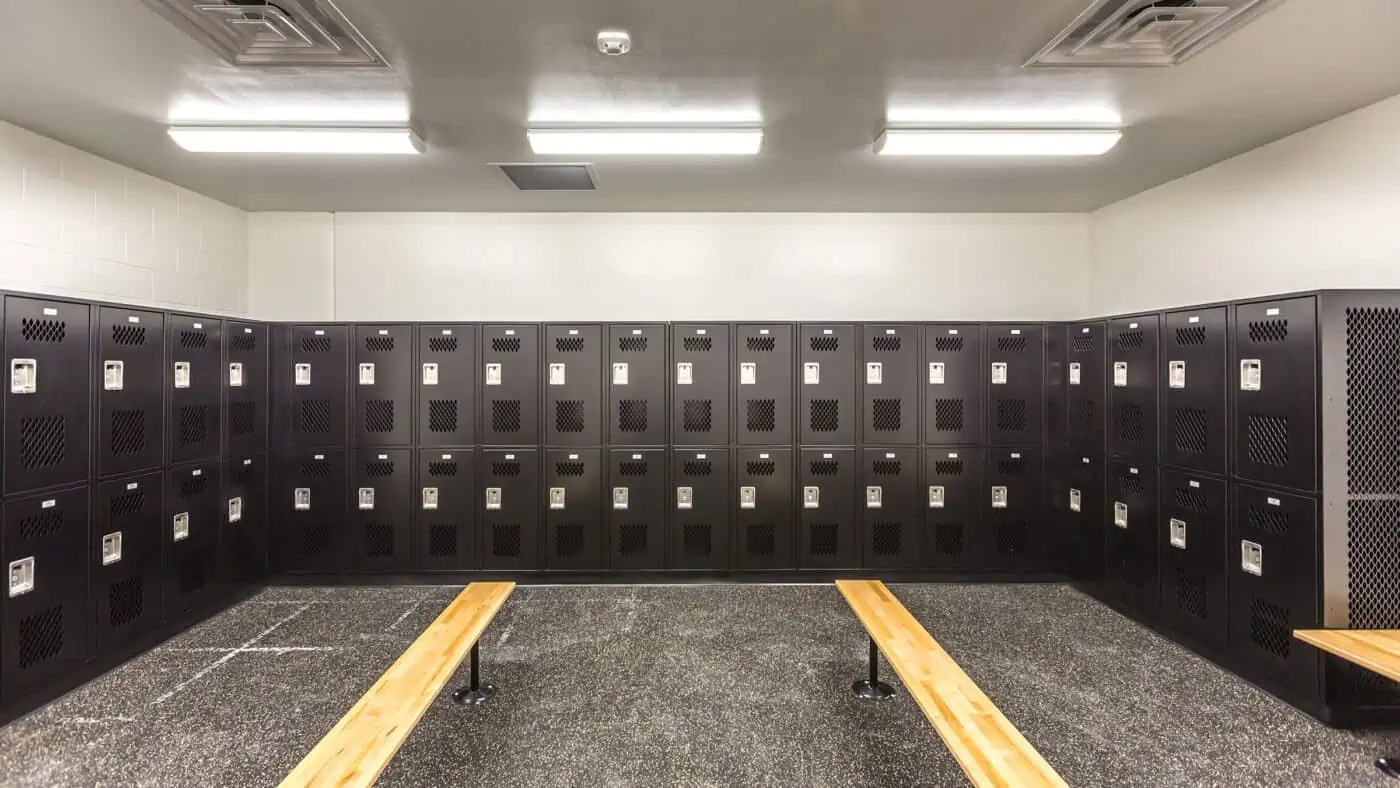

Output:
xmin=0 ymin=584 xmax=1396 ymax=787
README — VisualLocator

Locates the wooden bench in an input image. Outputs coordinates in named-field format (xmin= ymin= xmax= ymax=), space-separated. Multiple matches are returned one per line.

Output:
xmin=836 ymin=580 xmax=1066 ymax=788
xmin=280 ymin=582 xmax=516 ymax=788
xmin=1295 ymin=628 xmax=1400 ymax=777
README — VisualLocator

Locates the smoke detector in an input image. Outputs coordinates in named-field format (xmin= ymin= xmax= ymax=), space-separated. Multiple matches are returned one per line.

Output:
xmin=596 ymin=29 xmax=631 ymax=56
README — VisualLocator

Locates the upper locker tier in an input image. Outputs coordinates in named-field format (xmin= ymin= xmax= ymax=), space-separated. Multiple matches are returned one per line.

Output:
xmin=1163 ymin=307 xmax=1228 ymax=477
xmin=4 ymin=295 xmax=91 ymax=496
xmin=225 ymin=322 xmax=270 ymax=459
xmin=1109 ymin=314 xmax=1160 ymax=465
xmin=798 ymin=324 xmax=856 ymax=447
xmin=545 ymin=325 xmax=603 ymax=447
xmin=96 ymin=306 xmax=165 ymax=478
xmin=861 ymin=324 xmax=919 ymax=446
xmin=353 ymin=324 xmax=414 ymax=447
xmin=481 ymin=324 xmax=541 ymax=446
xmin=607 ymin=325 xmax=667 ymax=447
xmin=736 ymin=324 xmax=795 ymax=446
xmin=1234 ymin=297 xmax=1317 ymax=493
xmin=417 ymin=324 xmax=476 ymax=448
xmin=280 ymin=325 xmax=349 ymax=449
xmin=168 ymin=315 xmax=223 ymax=465
xmin=987 ymin=324 xmax=1044 ymax=446
xmin=1066 ymin=322 xmax=1106 ymax=455
xmin=672 ymin=324 xmax=730 ymax=446
xmin=923 ymin=324 xmax=983 ymax=446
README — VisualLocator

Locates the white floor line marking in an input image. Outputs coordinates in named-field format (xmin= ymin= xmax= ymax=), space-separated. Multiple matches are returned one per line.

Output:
xmin=151 ymin=604 xmax=311 ymax=705
xmin=387 ymin=596 xmax=428 ymax=632
xmin=159 ymin=646 xmax=340 ymax=654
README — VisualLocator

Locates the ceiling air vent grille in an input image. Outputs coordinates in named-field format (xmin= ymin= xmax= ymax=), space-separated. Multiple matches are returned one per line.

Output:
xmin=141 ymin=0 xmax=389 ymax=68
xmin=497 ymin=164 xmax=597 ymax=192
xmin=1026 ymin=0 xmax=1285 ymax=68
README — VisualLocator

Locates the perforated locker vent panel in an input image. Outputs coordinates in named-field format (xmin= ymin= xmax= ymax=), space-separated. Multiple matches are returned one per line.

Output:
xmin=111 ymin=410 xmax=146 ymax=457
xmin=618 ymin=400 xmax=648 ymax=433
xmin=429 ymin=525 xmax=458 ymax=558
xmin=1116 ymin=403 xmax=1145 ymax=447
xmin=229 ymin=402 xmax=255 ymax=438
xmin=1346 ymin=308 xmax=1400 ymax=494
xmin=1173 ymin=408 xmax=1208 ymax=456
xmin=746 ymin=399 xmax=777 ymax=433
xmin=429 ymin=401 xmax=458 ymax=433
xmin=113 ymin=325 xmax=146 ymax=346
xmin=21 ymin=319 xmax=66 ymax=343
xmin=230 ymin=334 xmax=256 ymax=353
xmin=1176 ymin=327 xmax=1207 ymax=346
xmin=6 ymin=297 xmax=91 ymax=495
xmin=483 ymin=325 xmax=540 ymax=445
xmin=555 ymin=400 xmax=585 ymax=433
xmin=1173 ymin=487 xmax=1209 ymax=513
xmin=1347 ymin=500 xmax=1400 ymax=630
xmin=178 ymin=405 xmax=209 ymax=447
xmin=1249 ymin=599 xmax=1292 ymax=660
xmin=492 ymin=337 xmax=521 ymax=353
xmin=1248 ymin=320 xmax=1289 ymax=343
xmin=298 ymin=400 xmax=331 ymax=436
xmin=1246 ymin=416 xmax=1289 ymax=468
xmin=417 ymin=325 xmax=476 ymax=447
xmin=19 ymin=417 xmax=65 ymax=470
xmin=998 ymin=336 xmax=1028 ymax=353
xmin=492 ymin=401 xmax=522 ymax=434
xmin=302 ymin=336 xmax=331 ymax=353
xmin=871 ymin=399 xmax=902 ymax=433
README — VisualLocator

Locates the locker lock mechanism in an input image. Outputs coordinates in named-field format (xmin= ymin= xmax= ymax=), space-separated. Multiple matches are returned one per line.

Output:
xmin=423 ymin=487 xmax=439 ymax=510
xmin=8 ymin=556 xmax=35 ymax=598
xmin=228 ymin=497 xmax=243 ymax=523
xmin=359 ymin=363 xmax=376 ymax=386
xmin=228 ymin=362 xmax=244 ymax=388
xmin=173 ymin=512 xmax=191 ymax=542
xmin=1168 ymin=360 xmax=1186 ymax=390
xmin=294 ymin=488 xmax=311 ymax=511
xmin=803 ymin=486 xmax=820 ymax=509
xmin=1113 ymin=502 xmax=1129 ymax=529
xmin=865 ymin=486 xmax=883 ymax=509
xmin=991 ymin=486 xmax=1009 ymax=509
xmin=1170 ymin=518 xmax=1187 ymax=550
xmin=11 ymin=358 xmax=37 ymax=394
xmin=104 ymin=360 xmax=125 ymax=391
xmin=613 ymin=487 xmax=629 ymax=510
xmin=928 ymin=485 xmax=945 ymax=509
xmin=295 ymin=363 xmax=312 ymax=387
xmin=676 ymin=486 xmax=694 ymax=510
xmin=991 ymin=362 xmax=1008 ymax=386
xmin=1068 ymin=362 xmax=1081 ymax=386
xmin=174 ymin=361 xmax=191 ymax=389
xmin=422 ymin=363 xmax=440 ymax=386
xmin=486 ymin=487 xmax=503 ymax=510
xmin=358 ymin=487 xmax=376 ymax=511
xmin=550 ymin=487 xmax=567 ymax=509
xmin=739 ymin=486 xmax=757 ymax=509
xmin=1241 ymin=540 xmax=1263 ymax=576
xmin=1069 ymin=489 xmax=1082 ymax=513
xmin=1240 ymin=359 xmax=1262 ymax=391
xmin=102 ymin=532 xmax=123 ymax=566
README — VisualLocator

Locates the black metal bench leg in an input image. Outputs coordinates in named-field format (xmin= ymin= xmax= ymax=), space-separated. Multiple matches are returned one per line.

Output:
xmin=1376 ymin=757 xmax=1400 ymax=779
xmin=852 ymin=635 xmax=895 ymax=700
xmin=451 ymin=642 xmax=497 ymax=707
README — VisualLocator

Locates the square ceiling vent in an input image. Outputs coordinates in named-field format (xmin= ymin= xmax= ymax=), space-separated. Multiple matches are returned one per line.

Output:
xmin=1026 ymin=0 xmax=1285 ymax=68
xmin=141 ymin=0 xmax=389 ymax=67
xmin=497 ymin=164 xmax=597 ymax=191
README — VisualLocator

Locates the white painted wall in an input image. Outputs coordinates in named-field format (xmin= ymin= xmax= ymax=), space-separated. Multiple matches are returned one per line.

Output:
xmin=1092 ymin=93 xmax=1400 ymax=316
xmin=0 ymin=122 xmax=248 ymax=314
xmin=248 ymin=212 xmax=1091 ymax=322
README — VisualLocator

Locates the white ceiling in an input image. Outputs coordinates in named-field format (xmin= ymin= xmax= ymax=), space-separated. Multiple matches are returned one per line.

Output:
xmin=4 ymin=0 xmax=1400 ymax=212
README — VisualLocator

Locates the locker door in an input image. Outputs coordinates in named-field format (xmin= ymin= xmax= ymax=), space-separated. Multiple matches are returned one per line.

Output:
xmin=1106 ymin=462 xmax=1160 ymax=615
xmin=223 ymin=454 xmax=267 ymax=585
xmin=4 ymin=295 xmax=91 ymax=495
xmin=798 ymin=449 xmax=856 ymax=569
xmin=986 ymin=449 xmax=1042 ymax=570
xmin=736 ymin=324 xmax=794 ymax=446
xmin=798 ymin=325 xmax=856 ymax=446
xmin=672 ymin=325 xmax=730 ymax=446
xmin=168 ymin=315 xmax=223 ymax=465
xmin=608 ymin=325 xmax=667 ymax=446
xmin=348 ymin=449 xmax=413 ymax=571
xmin=481 ymin=325 xmax=541 ymax=446
xmin=1228 ymin=483 xmax=1320 ymax=701
xmin=91 ymin=473 xmax=162 ymax=657
xmin=96 ymin=307 xmax=165 ymax=477
xmin=734 ymin=448 xmax=794 ymax=569
xmin=353 ymin=325 xmax=414 ymax=447
xmin=608 ymin=449 xmax=666 ymax=570
xmin=923 ymin=324 xmax=983 ymax=446
xmin=417 ymin=324 xmax=476 ymax=448
xmin=1234 ymin=297 xmax=1317 ymax=492
xmin=0 ymin=486 xmax=88 ymax=705
xmin=669 ymin=449 xmax=730 ymax=570
xmin=164 ymin=461 xmax=220 ymax=621
xmin=545 ymin=449 xmax=604 ymax=570
xmin=283 ymin=326 xmax=349 ymax=449
xmin=1163 ymin=307 xmax=1228 ymax=476
xmin=1044 ymin=325 xmax=1066 ymax=449
xmin=861 ymin=325 xmax=918 ymax=445
xmin=225 ymin=322 xmax=269 ymax=459
xmin=1109 ymin=316 xmax=1160 ymax=464
xmin=1066 ymin=323 xmax=1106 ymax=454
xmin=545 ymin=325 xmax=603 ymax=447
xmin=923 ymin=447 xmax=983 ymax=570
xmin=479 ymin=449 xmax=540 ymax=571
xmin=1160 ymin=471 xmax=1228 ymax=651
xmin=988 ymin=325 xmax=1044 ymax=447
xmin=1062 ymin=453 xmax=1106 ymax=585
xmin=274 ymin=448 xmax=346 ymax=573
xmin=418 ymin=449 xmax=476 ymax=571
xmin=861 ymin=447 xmax=921 ymax=569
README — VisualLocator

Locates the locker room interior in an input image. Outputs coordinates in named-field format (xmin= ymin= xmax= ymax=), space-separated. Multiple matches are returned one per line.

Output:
xmin=4 ymin=1 xmax=1400 ymax=786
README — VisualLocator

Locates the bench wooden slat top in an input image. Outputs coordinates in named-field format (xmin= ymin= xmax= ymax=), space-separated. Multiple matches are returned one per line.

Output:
xmin=836 ymin=580 xmax=1066 ymax=788
xmin=280 ymin=581 xmax=515 ymax=788
xmin=1295 ymin=629 xmax=1400 ymax=684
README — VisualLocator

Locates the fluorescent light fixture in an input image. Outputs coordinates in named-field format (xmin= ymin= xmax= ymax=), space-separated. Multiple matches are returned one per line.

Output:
xmin=167 ymin=126 xmax=424 ymax=154
xmin=526 ymin=128 xmax=762 ymax=156
xmin=874 ymin=129 xmax=1122 ymax=157
xmin=884 ymin=105 xmax=1122 ymax=127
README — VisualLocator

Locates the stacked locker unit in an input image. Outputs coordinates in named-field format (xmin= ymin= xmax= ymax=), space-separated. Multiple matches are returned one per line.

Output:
xmin=480 ymin=325 xmax=540 ymax=571
xmin=986 ymin=325 xmax=1043 ymax=570
xmin=671 ymin=325 xmax=729 ymax=570
xmin=923 ymin=324 xmax=983 ymax=571
xmin=544 ymin=325 xmax=603 ymax=571
xmin=416 ymin=324 xmax=476 ymax=571
xmin=1106 ymin=316 xmax=1160 ymax=616
xmin=1061 ymin=321 xmax=1106 ymax=586
xmin=607 ymin=324 xmax=667 ymax=571
xmin=351 ymin=325 xmax=414 ymax=571
xmin=223 ymin=321 xmax=269 ymax=587
xmin=798 ymin=324 xmax=856 ymax=569
xmin=275 ymin=325 xmax=348 ymax=572
xmin=734 ymin=324 xmax=794 ymax=570
xmin=861 ymin=325 xmax=918 ymax=569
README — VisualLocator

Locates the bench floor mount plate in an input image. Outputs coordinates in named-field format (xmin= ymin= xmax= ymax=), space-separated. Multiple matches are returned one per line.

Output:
xmin=451 ymin=641 xmax=496 ymax=706
xmin=853 ymin=636 xmax=895 ymax=701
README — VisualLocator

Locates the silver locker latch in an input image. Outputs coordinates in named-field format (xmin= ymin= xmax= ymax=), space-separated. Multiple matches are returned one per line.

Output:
xmin=803 ymin=362 xmax=821 ymax=386
xmin=928 ymin=485 xmax=945 ymax=509
xmin=10 ymin=359 xmax=37 ymax=394
xmin=294 ymin=487 xmax=311 ymax=511
xmin=1069 ymin=488 xmax=1082 ymax=512
xmin=173 ymin=512 xmax=190 ymax=542
xmin=740 ymin=362 xmax=757 ymax=386
xmin=991 ymin=362 xmax=1008 ymax=385
xmin=928 ymin=362 xmax=945 ymax=385
xmin=1113 ymin=362 xmax=1128 ymax=388
xmin=102 ymin=532 xmax=123 ymax=566
xmin=1241 ymin=540 xmax=1263 ymax=576
xmin=803 ymin=486 xmax=820 ymax=509
xmin=228 ymin=497 xmax=243 ymax=523
xmin=229 ymin=362 xmax=244 ymax=388
xmin=740 ymin=486 xmax=757 ymax=509
xmin=1170 ymin=518 xmax=1187 ymax=550
xmin=677 ymin=486 xmax=694 ymax=510
xmin=422 ymin=363 xmax=439 ymax=386
xmin=1114 ymin=502 xmax=1129 ymax=529
xmin=1068 ymin=362 xmax=1081 ymax=386
xmin=1169 ymin=360 xmax=1186 ymax=389
xmin=174 ymin=361 xmax=191 ymax=389
xmin=865 ymin=362 xmax=883 ymax=385
xmin=992 ymin=486 xmax=1008 ymax=508
xmin=358 ymin=363 xmax=376 ymax=386
xmin=422 ymin=487 xmax=439 ymax=510
xmin=1240 ymin=359 xmax=1262 ymax=391
xmin=104 ymin=360 xmax=125 ymax=391
xmin=613 ymin=487 xmax=629 ymax=510
xmin=485 ymin=363 xmax=503 ymax=386
xmin=358 ymin=487 xmax=375 ymax=510
xmin=613 ymin=363 xmax=629 ymax=386
xmin=676 ymin=362 xmax=694 ymax=385
xmin=866 ymin=486 xmax=883 ymax=509
xmin=485 ymin=487 xmax=502 ymax=510
xmin=294 ymin=363 xmax=312 ymax=387
xmin=9 ymin=556 xmax=35 ymax=597
xmin=549 ymin=363 xmax=566 ymax=386
xmin=549 ymin=487 xmax=566 ymax=509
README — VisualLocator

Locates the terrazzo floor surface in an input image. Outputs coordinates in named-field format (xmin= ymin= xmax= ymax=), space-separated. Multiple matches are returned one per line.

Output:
xmin=1 ymin=583 xmax=1397 ymax=787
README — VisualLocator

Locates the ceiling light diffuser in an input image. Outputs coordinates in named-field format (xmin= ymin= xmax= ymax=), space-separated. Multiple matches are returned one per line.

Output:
xmin=874 ymin=129 xmax=1122 ymax=157
xmin=167 ymin=126 xmax=425 ymax=154
xmin=526 ymin=128 xmax=762 ymax=156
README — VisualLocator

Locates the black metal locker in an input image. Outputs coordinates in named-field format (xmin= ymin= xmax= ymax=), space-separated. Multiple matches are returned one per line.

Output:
xmin=608 ymin=449 xmax=666 ymax=571
xmin=736 ymin=324 xmax=794 ymax=446
xmin=1228 ymin=483 xmax=1319 ymax=700
xmin=481 ymin=325 xmax=541 ymax=446
xmin=798 ymin=325 xmax=856 ymax=446
xmin=96 ymin=306 xmax=164 ymax=477
xmin=798 ymin=448 xmax=857 ymax=569
xmin=608 ymin=325 xmax=667 ymax=447
xmin=282 ymin=325 xmax=349 ymax=449
xmin=1163 ymin=307 xmax=1228 ymax=476
xmin=544 ymin=449 xmax=604 ymax=570
xmin=91 ymin=473 xmax=162 ymax=658
xmin=1044 ymin=325 xmax=1066 ymax=449
xmin=167 ymin=315 xmax=223 ymax=465
xmin=923 ymin=324 xmax=983 ymax=446
xmin=734 ymin=448 xmax=794 ymax=570
xmin=988 ymin=325 xmax=1044 ymax=446
xmin=417 ymin=449 xmax=476 ymax=571
xmin=545 ymin=325 xmax=603 ymax=447
xmin=1159 ymin=470 xmax=1228 ymax=651
xmin=417 ymin=324 xmax=476 ymax=448
xmin=274 ymin=448 xmax=346 ymax=573
xmin=1066 ymin=322 xmax=1106 ymax=454
xmin=353 ymin=325 xmax=414 ymax=447
xmin=985 ymin=448 xmax=1042 ymax=570
xmin=861 ymin=325 xmax=918 ymax=446
xmin=671 ymin=325 xmax=730 ymax=446
xmin=0 ymin=486 xmax=88 ymax=705
xmin=860 ymin=448 xmax=920 ymax=569
xmin=1234 ymin=297 xmax=1318 ymax=492
xmin=348 ymin=449 xmax=413 ymax=571
xmin=1109 ymin=316 xmax=1160 ymax=464
xmin=164 ymin=460 xmax=220 ymax=621
xmin=669 ymin=449 xmax=730 ymax=570
xmin=225 ymin=322 xmax=269 ymax=459
xmin=1060 ymin=453 xmax=1106 ymax=585
xmin=1105 ymin=462 xmax=1160 ymax=615
xmin=222 ymin=454 xmax=267 ymax=585
xmin=923 ymin=447 xmax=983 ymax=570
xmin=4 ymin=295 xmax=91 ymax=495
xmin=478 ymin=449 xmax=540 ymax=571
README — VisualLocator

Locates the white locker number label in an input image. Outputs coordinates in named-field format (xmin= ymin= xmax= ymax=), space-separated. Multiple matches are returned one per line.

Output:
xmin=1169 ymin=361 xmax=1186 ymax=389
xmin=928 ymin=363 xmax=945 ymax=385
xmin=991 ymin=363 xmax=1008 ymax=385
xmin=804 ymin=363 xmax=821 ymax=386
xmin=295 ymin=363 xmax=312 ymax=386
xmin=1069 ymin=363 xmax=1081 ymax=386
xmin=677 ymin=362 xmax=694 ymax=386
xmin=1241 ymin=359 xmax=1262 ymax=391
xmin=1113 ymin=362 xmax=1128 ymax=388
